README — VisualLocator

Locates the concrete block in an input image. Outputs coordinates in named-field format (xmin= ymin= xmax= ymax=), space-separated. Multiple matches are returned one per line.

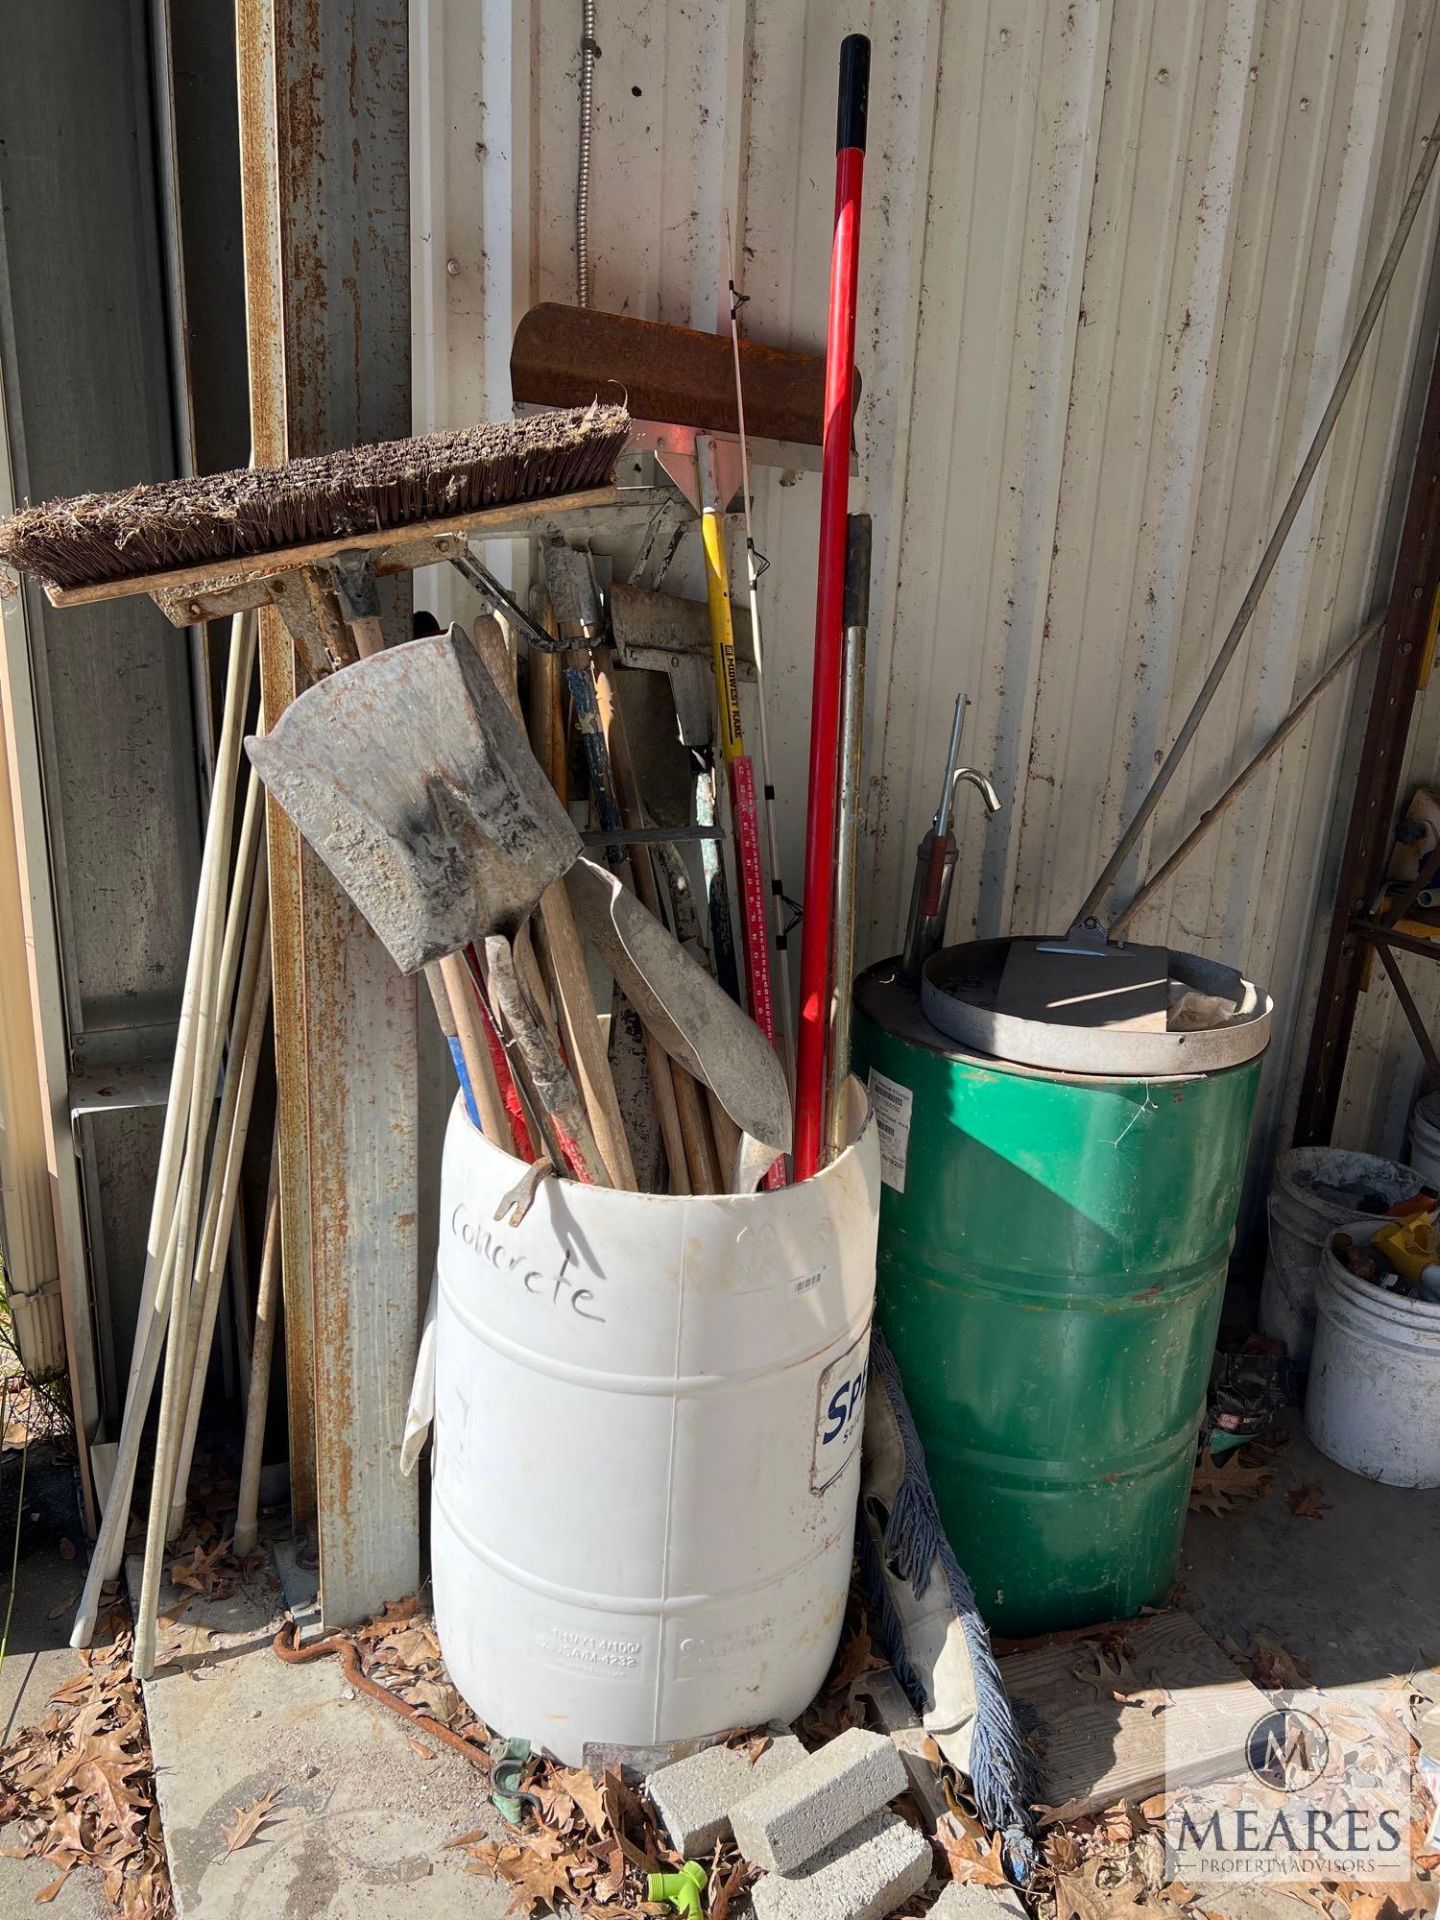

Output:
xmin=646 ymin=1734 xmax=806 ymax=1857
xmin=731 ymin=1726 xmax=907 ymax=1874
xmin=750 ymin=1809 xmax=930 ymax=1920
xmin=929 ymin=1882 xmax=1028 ymax=1920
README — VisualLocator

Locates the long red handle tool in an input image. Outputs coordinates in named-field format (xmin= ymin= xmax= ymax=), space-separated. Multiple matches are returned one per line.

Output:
xmin=794 ymin=32 xmax=869 ymax=1181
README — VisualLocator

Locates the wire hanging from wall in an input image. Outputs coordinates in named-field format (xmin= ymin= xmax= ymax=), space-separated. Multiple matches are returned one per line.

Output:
xmin=576 ymin=0 xmax=596 ymax=308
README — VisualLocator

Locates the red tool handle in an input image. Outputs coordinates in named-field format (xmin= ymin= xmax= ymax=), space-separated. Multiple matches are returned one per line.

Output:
xmin=728 ymin=754 xmax=786 ymax=1190
xmin=794 ymin=32 xmax=869 ymax=1181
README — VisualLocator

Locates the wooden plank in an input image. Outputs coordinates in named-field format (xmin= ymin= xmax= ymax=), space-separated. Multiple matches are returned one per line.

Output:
xmin=1000 ymin=1610 xmax=1265 ymax=1817
xmin=237 ymin=0 xmax=419 ymax=1624
xmin=44 ymin=487 xmax=620 ymax=613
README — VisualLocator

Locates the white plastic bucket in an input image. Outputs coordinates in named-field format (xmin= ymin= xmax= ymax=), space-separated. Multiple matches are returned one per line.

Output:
xmin=1305 ymin=1221 xmax=1440 ymax=1486
xmin=1260 ymin=1146 xmax=1421 ymax=1365
xmin=1408 ymin=1091 xmax=1440 ymax=1188
xmin=430 ymin=1084 xmax=880 ymax=1765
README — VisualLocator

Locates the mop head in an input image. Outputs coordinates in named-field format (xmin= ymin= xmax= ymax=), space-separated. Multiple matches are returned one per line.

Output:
xmin=0 ymin=404 xmax=630 ymax=592
xmin=859 ymin=1329 xmax=1036 ymax=1873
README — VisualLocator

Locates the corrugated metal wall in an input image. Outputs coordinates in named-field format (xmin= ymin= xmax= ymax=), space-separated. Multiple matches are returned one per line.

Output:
xmin=414 ymin=0 xmax=1440 ymax=1201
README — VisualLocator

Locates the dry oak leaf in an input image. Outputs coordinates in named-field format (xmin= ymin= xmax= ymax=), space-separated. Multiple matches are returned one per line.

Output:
xmin=469 ymin=1840 xmax=575 ymax=1916
xmin=1247 ymin=1631 xmax=1313 ymax=1690
xmin=706 ymin=1857 xmax=748 ymax=1920
xmin=936 ymin=1810 xmax=1008 ymax=1887
xmin=550 ymin=1764 xmax=607 ymax=1837
xmin=1074 ymin=1645 xmax=1137 ymax=1701
xmin=1287 ymin=1481 xmax=1333 ymax=1520
xmin=1056 ymin=1862 xmax=1158 ymax=1920
xmin=220 ymin=1783 xmax=282 ymax=1854
xmin=1189 ymin=1449 xmax=1274 ymax=1515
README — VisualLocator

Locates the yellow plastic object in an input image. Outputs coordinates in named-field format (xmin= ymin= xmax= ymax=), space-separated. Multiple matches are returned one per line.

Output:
xmin=647 ymin=1862 xmax=708 ymax=1919
xmin=1372 ymin=1214 xmax=1440 ymax=1285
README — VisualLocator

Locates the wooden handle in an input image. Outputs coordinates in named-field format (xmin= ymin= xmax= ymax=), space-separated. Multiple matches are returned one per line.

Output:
xmin=590 ymin=650 xmax=723 ymax=1192
xmin=437 ymin=953 xmax=509 ymax=1144
xmin=483 ymin=935 xmax=607 ymax=1185
xmin=473 ymin=615 xmax=638 ymax=1190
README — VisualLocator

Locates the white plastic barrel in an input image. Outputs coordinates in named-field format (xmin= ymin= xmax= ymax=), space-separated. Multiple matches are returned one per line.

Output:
xmin=1260 ymin=1146 xmax=1421 ymax=1364
xmin=431 ymin=1085 xmax=880 ymax=1766
xmin=1408 ymin=1091 xmax=1440 ymax=1188
xmin=1305 ymin=1221 xmax=1440 ymax=1487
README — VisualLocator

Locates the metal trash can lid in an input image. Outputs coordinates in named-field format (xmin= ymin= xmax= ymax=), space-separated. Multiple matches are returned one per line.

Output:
xmin=919 ymin=937 xmax=1271 ymax=1076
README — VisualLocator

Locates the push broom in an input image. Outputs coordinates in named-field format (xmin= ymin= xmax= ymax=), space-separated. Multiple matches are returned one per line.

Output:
xmin=0 ymin=404 xmax=632 ymax=1666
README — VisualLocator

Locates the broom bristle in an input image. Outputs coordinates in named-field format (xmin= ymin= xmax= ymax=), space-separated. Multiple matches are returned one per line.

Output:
xmin=0 ymin=404 xmax=631 ymax=593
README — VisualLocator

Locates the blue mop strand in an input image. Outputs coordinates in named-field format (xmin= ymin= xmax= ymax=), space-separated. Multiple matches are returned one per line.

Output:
xmin=863 ymin=1328 xmax=1037 ymax=1876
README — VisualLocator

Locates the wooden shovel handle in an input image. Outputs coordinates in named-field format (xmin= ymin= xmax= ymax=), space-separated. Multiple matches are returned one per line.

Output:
xmin=472 ymin=614 xmax=637 ymax=1190
xmin=481 ymin=935 xmax=608 ymax=1185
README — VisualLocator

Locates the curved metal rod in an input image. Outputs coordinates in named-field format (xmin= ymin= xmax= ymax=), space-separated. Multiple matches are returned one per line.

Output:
xmin=1076 ymin=105 xmax=1440 ymax=930
xmin=1109 ymin=610 xmax=1385 ymax=936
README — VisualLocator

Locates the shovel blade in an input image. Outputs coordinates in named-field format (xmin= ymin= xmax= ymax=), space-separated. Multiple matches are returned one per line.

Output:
xmin=567 ymin=857 xmax=791 ymax=1153
xmin=246 ymin=626 xmax=580 ymax=973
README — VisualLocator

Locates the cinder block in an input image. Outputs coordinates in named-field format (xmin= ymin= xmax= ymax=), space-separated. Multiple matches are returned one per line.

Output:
xmin=646 ymin=1734 xmax=806 ymax=1857
xmin=929 ymin=1882 xmax=1027 ymax=1920
xmin=751 ymin=1809 xmax=931 ymax=1920
xmin=731 ymin=1726 xmax=907 ymax=1874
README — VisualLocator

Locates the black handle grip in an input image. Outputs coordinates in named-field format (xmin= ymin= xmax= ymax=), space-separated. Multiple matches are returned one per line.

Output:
xmin=843 ymin=513 xmax=872 ymax=629
xmin=837 ymin=34 xmax=870 ymax=153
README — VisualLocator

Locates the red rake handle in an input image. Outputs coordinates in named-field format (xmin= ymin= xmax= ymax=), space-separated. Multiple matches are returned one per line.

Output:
xmin=795 ymin=32 xmax=869 ymax=1182
xmin=728 ymin=755 xmax=786 ymax=1191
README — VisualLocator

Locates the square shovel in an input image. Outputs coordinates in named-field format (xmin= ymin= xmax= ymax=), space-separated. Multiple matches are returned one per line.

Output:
xmin=245 ymin=626 xmax=607 ymax=1180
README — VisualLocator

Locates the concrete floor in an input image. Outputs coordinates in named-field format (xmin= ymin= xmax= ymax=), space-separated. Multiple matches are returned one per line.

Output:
xmin=3 ymin=1423 xmax=1437 ymax=1917
xmin=127 ymin=1552 xmax=518 ymax=1920
xmin=1180 ymin=1428 xmax=1440 ymax=1688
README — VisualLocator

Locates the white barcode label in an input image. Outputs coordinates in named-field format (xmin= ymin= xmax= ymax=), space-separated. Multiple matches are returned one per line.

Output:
xmin=866 ymin=1068 xmax=913 ymax=1192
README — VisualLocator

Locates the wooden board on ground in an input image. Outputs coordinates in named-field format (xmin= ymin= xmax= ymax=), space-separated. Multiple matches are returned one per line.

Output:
xmin=1000 ymin=1609 xmax=1265 ymax=1818
xmin=994 ymin=939 xmax=1171 ymax=1031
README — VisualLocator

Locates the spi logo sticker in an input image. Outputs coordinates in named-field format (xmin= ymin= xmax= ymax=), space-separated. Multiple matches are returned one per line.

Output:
xmin=812 ymin=1331 xmax=871 ymax=1493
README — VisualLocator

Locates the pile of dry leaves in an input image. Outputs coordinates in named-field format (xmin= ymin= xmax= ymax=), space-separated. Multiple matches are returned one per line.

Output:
xmin=455 ymin=1751 xmax=755 ymax=1919
xmin=0 ymin=1609 xmax=173 ymax=1916
xmin=1016 ymin=1628 xmax=1439 ymax=1920
xmin=1028 ymin=1781 xmax=1439 ymax=1920
xmin=336 ymin=1593 xmax=940 ymax=1918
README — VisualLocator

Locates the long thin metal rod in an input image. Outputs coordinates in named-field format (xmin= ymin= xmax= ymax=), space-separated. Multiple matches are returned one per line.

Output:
xmin=1110 ymin=612 xmax=1385 ymax=935
xmin=1077 ymin=106 xmax=1440 ymax=930
xmin=726 ymin=217 xmax=796 ymax=1083
xmin=827 ymin=518 xmax=870 ymax=1163
xmin=933 ymin=694 xmax=967 ymax=839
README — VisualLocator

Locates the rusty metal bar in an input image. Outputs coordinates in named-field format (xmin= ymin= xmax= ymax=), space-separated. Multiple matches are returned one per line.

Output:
xmin=1372 ymin=938 xmax=1440 ymax=1080
xmin=1295 ymin=233 xmax=1440 ymax=1144
xmin=1354 ymin=921 xmax=1440 ymax=964
xmin=236 ymin=0 xmax=419 ymax=1623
